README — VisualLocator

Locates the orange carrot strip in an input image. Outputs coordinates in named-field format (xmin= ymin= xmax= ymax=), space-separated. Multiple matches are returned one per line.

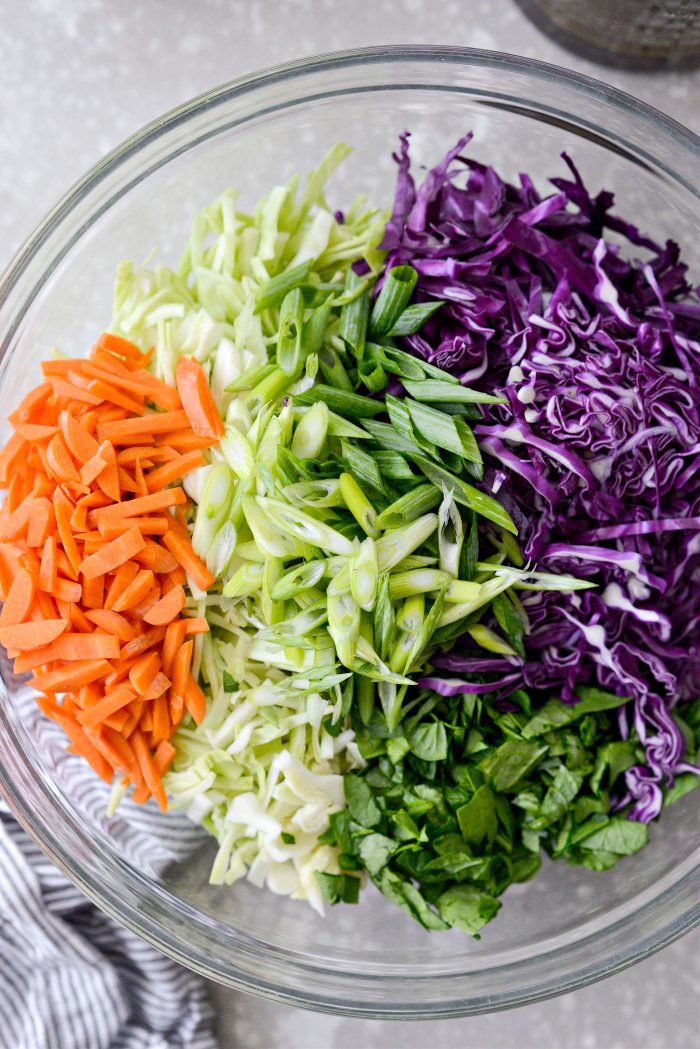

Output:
xmin=41 ymin=359 xmax=86 ymax=376
xmin=131 ymin=730 xmax=167 ymax=811
xmin=30 ymin=659 xmax=111 ymax=693
xmin=144 ymin=451 xmax=206 ymax=493
xmin=56 ymin=548 xmax=78 ymax=581
xmin=87 ymin=379 xmax=145 ymax=415
xmin=79 ymin=681 xmax=103 ymax=709
xmin=0 ymin=546 xmax=23 ymax=598
xmin=151 ymin=694 xmax=172 ymax=740
xmin=114 ymin=467 xmax=140 ymax=495
xmin=79 ymin=453 xmax=108 ymax=486
xmin=8 ymin=383 xmax=52 ymax=427
xmin=155 ymin=431 xmax=217 ymax=452
xmin=53 ymin=488 xmax=82 ymax=575
xmin=135 ymin=540 xmax=178 ymax=574
xmin=171 ymin=639 xmax=193 ymax=700
xmin=46 ymin=434 xmax=80 ymax=483
xmin=184 ymin=674 xmax=206 ymax=724
xmin=132 ymin=458 xmax=148 ymax=498
xmin=59 ymin=415 xmax=94 ymax=460
xmin=104 ymin=560 xmax=140 ymax=609
xmin=120 ymin=625 xmax=167 ymax=660
xmin=162 ymin=620 xmax=187 ymax=678
xmin=78 ymin=525 xmax=145 ymax=580
xmin=39 ymin=536 xmax=58 ymax=593
xmin=52 ymin=712 xmax=114 ymax=782
xmin=162 ymin=529 xmax=214 ymax=590
xmin=97 ymin=410 xmax=191 ymax=442
xmin=0 ymin=619 xmax=68 ymax=652
xmin=14 ymin=423 xmax=57 ymax=441
xmin=112 ymin=569 xmax=154 ymax=612
xmin=95 ymin=332 xmax=144 ymax=363
xmin=84 ymin=608 xmax=135 ymax=642
xmin=145 ymin=672 xmax=171 ymax=702
xmin=182 ymin=616 xmax=209 ymax=636
xmin=131 ymin=586 xmax=162 ymax=619
xmin=14 ymin=633 xmax=121 ymax=672
xmin=143 ymin=585 xmax=185 ymax=626
xmin=175 ymin=357 xmax=224 ymax=440
xmin=129 ymin=651 xmax=161 ymax=696
xmin=93 ymin=488 xmax=186 ymax=523
xmin=0 ymin=433 xmax=28 ymax=485
xmin=69 ymin=602 xmax=94 ymax=633
xmin=154 ymin=740 xmax=176 ymax=776
xmin=77 ymin=686 xmax=136 ymax=728
xmin=50 ymin=377 xmax=103 ymax=405
xmin=70 ymin=490 xmax=110 ymax=532
xmin=34 ymin=590 xmax=59 ymax=620
xmin=80 ymin=573 xmax=103 ymax=609
xmin=95 ymin=440 xmax=120 ymax=503
xmin=0 ymin=500 xmax=32 ymax=541
xmin=117 ymin=446 xmax=179 ymax=466
xmin=26 ymin=498 xmax=54 ymax=548
xmin=0 ymin=568 xmax=36 ymax=626
xmin=98 ymin=516 xmax=169 ymax=539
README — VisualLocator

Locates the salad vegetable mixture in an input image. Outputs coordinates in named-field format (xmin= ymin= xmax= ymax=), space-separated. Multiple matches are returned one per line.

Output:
xmin=0 ymin=135 xmax=698 ymax=934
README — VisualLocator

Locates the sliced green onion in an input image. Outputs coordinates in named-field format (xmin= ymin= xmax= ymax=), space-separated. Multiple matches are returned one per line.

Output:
xmin=327 ymin=577 xmax=361 ymax=668
xmin=223 ymin=561 xmax=265 ymax=598
xmin=192 ymin=463 xmax=234 ymax=555
xmin=388 ymin=569 xmax=450 ymax=601
xmin=262 ymin=557 xmax=285 ymax=625
xmin=364 ymin=343 xmax=426 ymax=381
xmin=444 ymin=579 xmax=483 ymax=602
xmin=340 ymin=440 xmax=385 ymax=495
xmin=438 ymin=488 xmax=463 ymax=578
xmin=277 ymin=287 xmax=305 ymax=376
xmin=396 ymin=554 xmax=438 ymax=570
xmin=412 ymin=456 xmax=516 ymax=535
xmin=317 ymin=345 xmax=354 ymax=391
xmin=357 ymin=615 xmax=376 ymax=724
xmin=375 ymin=484 xmax=441 ymax=531
xmin=325 ymin=411 xmax=370 ymax=440
xmin=467 ymin=623 xmax=518 ymax=656
xmin=387 ymin=299 xmax=445 ymax=336
xmin=261 ymin=601 xmax=328 ymax=640
xmin=242 ymin=495 xmax=302 ymax=559
xmin=406 ymin=398 xmax=480 ymax=462
xmin=255 ymin=259 xmax=313 ymax=313
xmin=220 ymin=427 xmax=255 ymax=481
xmin=271 ymin=560 xmax=326 ymax=601
xmin=339 ymin=269 xmax=370 ymax=360
xmin=246 ymin=368 xmax=292 ymax=415
xmin=294 ymin=384 xmax=384 ymax=418
xmin=376 ymin=513 xmax=438 ymax=572
xmin=358 ymin=358 xmax=388 ymax=392
xmin=225 ymin=362 xmax=276 ymax=392
xmin=257 ymin=496 xmax=355 ymax=556
xmin=350 ymin=537 xmax=378 ymax=610
xmin=291 ymin=400 xmax=329 ymax=459
xmin=404 ymin=582 xmax=448 ymax=674
xmin=373 ymin=573 xmax=394 ymax=663
xmin=361 ymin=418 xmax=422 ymax=457
xmin=401 ymin=378 xmax=506 ymax=404
xmin=206 ymin=520 xmax=237 ymax=578
xmin=373 ymin=450 xmax=414 ymax=482
xmin=303 ymin=297 xmax=334 ymax=357
xmin=339 ymin=472 xmax=379 ymax=538
xmin=283 ymin=479 xmax=345 ymax=509
xmin=396 ymin=594 xmax=425 ymax=634
xmin=353 ymin=636 xmax=413 ymax=686
xmin=234 ymin=539 xmax=265 ymax=562
xmin=436 ymin=574 xmax=515 ymax=628
xmin=369 ymin=265 xmax=418 ymax=337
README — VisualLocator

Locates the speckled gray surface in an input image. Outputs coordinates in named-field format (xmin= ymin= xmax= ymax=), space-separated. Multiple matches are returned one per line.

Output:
xmin=1 ymin=2 xmax=698 ymax=1047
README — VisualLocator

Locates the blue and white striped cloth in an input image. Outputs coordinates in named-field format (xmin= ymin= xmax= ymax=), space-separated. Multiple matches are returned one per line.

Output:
xmin=0 ymin=691 xmax=219 ymax=1049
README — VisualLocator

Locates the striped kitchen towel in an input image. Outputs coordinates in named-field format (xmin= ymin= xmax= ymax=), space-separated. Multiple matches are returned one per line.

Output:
xmin=0 ymin=691 xmax=219 ymax=1049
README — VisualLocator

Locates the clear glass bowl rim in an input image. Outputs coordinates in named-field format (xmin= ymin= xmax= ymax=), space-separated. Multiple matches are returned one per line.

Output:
xmin=0 ymin=45 xmax=698 ymax=1019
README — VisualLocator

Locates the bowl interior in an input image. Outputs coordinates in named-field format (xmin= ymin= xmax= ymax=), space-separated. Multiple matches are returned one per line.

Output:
xmin=0 ymin=50 xmax=698 ymax=1016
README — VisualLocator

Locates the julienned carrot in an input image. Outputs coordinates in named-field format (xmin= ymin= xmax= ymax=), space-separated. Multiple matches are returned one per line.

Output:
xmin=0 ymin=334 xmax=217 ymax=811
xmin=0 ymin=619 xmax=68 ymax=652
xmin=143 ymin=584 xmax=185 ymax=625
xmin=78 ymin=525 xmax=145 ymax=580
xmin=112 ymin=569 xmax=155 ymax=612
xmin=0 ymin=568 xmax=35 ymax=626
xmin=29 ymin=658 xmax=111 ymax=693
xmin=93 ymin=487 xmax=186 ymax=523
xmin=131 ymin=730 xmax=168 ymax=812
xmin=97 ymin=410 xmax=191 ymax=442
xmin=84 ymin=608 xmax=135 ymax=642
xmin=175 ymin=357 xmax=225 ymax=440
xmin=98 ymin=516 xmax=169 ymax=539
xmin=162 ymin=529 xmax=215 ymax=590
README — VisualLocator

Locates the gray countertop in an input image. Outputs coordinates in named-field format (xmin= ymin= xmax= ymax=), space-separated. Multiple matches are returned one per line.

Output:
xmin=1 ymin=2 xmax=698 ymax=1047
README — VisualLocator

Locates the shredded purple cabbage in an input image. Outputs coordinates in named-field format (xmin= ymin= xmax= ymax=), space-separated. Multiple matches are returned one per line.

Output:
xmin=385 ymin=133 xmax=700 ymax=820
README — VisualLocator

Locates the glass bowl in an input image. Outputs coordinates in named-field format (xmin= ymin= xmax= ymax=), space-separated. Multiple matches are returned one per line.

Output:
xmin=0 ymin=46 xmax=698 ymax=1019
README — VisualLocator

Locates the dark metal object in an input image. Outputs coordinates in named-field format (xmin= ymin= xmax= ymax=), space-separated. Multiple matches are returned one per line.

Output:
xmin=515 ymin=0 xmax=700 ymax=69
